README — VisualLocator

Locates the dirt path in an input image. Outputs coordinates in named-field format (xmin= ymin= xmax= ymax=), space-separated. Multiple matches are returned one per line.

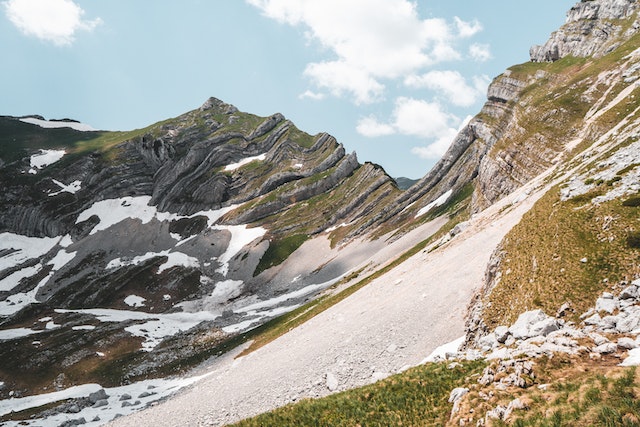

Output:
xmin=109 ymin=181 xmax=545 ymax=427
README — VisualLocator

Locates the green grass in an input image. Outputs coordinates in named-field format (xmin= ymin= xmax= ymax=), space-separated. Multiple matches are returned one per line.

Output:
xmin=494 ymin=367 xmax=640 ymax=427
xmin=483 ymin=183 xmax=640 ymax=328
xmin=230 ymin=360 xmax=486 ymax=427
xmin=254 ymin=234 xmax=310 ymax=276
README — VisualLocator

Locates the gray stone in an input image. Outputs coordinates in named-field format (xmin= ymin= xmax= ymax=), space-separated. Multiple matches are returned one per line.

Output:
xmin=58 ymin=418 xmax=86 ymax=427
xmin=593 ymin=343 xmax=618 ymax=354
xmin=618 ymin=337 xmax=638 ymax=350
xmin=509 ymin=310 xmax=548 ymax=339
xmin=479 ymin=334 xmax=498 ymax=351
xmin=530 ymin=318 xmax=560 ymax=337
xmin=92 ymin=399 xmax=109 ymax=408
xmin=326 ymin=372 xmax=338 ymax=391
xmin=448 ymin=387 xmax=469 ymax=403
xmin=119 ymin=393 xmax=132 ymax=401
xmin=495 ymin=326 xmax=510 ymax=344
xmin=620 ymin=285 xmax=639 ymax=300
xmin=596 ymin=296 xmax=619 ymax=314
xmin=616 ymin=315 xmax=640 ymax=334
xmin=88 ymin=389 xmax=109 ymax=404
xmin=138 ymin=391 xmax=156 ymax=399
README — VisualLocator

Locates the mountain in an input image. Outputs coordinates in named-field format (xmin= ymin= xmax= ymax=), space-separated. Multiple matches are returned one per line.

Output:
xmin=0 ymin=102 xmax=414 ymax=397
xmin=2 ymin=0 xmax=640 ymax=425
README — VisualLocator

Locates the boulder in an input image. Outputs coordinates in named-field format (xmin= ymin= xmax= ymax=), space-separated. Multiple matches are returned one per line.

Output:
xmin=593 ymin=343 xmax=618 ymax=354
xmin=596 ymin=296 xmax=619 ymax=314
xmin=620 ymin=285 xmax=639 ymax=300
xmin=509 ymin=310 xmax=559 ymax=340
xmin=88 ymin=389 xmax=109 ymax=404
xmin=618 ymin=337 xmax=638 ymax=350
xmin=326 ymin=372 xmax=338 ymax=391
xmin=495 ymin=326 xmax=510 ymax=344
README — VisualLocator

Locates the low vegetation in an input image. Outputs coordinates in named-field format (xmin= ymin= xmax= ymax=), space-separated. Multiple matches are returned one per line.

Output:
xmin=483 ymin=183 xmax=640 ymax=329
xmin=254 ymin=234 xmax=309 ymax=276
xmin=229 ymin=352 xmax=640 ymax=427
xmin=230 ymin=360 xmax=486 ymax=427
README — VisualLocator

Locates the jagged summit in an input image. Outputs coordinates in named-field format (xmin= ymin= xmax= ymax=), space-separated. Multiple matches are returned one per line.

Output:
xmin=530 ymin=0 xmax=639 ymax=61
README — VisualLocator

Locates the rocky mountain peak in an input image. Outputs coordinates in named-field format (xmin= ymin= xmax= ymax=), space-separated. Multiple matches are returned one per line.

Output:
xmin=530 ymin=0 xmax=639 ymax=62
xmin=199 ymin=96 xmax=239 ymax=115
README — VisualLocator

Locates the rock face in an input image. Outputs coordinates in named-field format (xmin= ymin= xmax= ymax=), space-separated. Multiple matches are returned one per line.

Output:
xmin=530 ymin=0 xmax=639 ymax=62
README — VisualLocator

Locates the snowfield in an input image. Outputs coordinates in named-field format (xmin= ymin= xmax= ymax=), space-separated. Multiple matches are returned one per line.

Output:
xmin=20 ymin=117 xmax=96 ymax=132
xmin=28 ymin=149 xmax=66 ymax=174
xmin=415 ymin=189 xmax=453 ymax=218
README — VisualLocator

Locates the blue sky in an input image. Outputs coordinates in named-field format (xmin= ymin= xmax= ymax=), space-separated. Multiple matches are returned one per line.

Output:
xmin=1 ymin=0 xmax=575 ymax=178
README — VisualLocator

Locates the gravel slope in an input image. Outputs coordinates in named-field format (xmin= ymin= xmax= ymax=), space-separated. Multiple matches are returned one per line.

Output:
xmin=109 ymin=182 xmax=546 ymax=427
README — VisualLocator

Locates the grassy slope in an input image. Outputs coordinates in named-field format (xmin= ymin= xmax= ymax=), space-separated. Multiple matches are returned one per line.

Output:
xmin=229 ymin=354 xmax=640 ymax=427
xmin=231 ymin=360 xmax=486 ymax=427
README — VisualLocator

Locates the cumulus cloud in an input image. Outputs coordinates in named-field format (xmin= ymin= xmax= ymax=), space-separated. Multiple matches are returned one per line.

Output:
xmin=454 ymin=16 xmax=482 ymax=38
xmin=299 ymin=90 xmax=326 ymax=101
xmin=469 ymin=43 xmax=492 ymax=62
xmin=3 ymin=0 xmax=101 ymax=46
xmin=404 ymin=70 xmax=490 ymax=107
xmin=247 ymin=0 xmax=482 ymax=104
xmin=357 ymin=97 xmax=459 ymax=140
xmin=411 ymin=115 xmax=472 ymax=159
xmin=356 ymin=116 xmax=395 ymax=138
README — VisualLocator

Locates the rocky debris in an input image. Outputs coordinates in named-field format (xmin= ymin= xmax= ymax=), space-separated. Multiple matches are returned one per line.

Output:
xmin=448 ymin=387 xmax=469 ymax=416
xmin=478 ymin=359 xmax=535 ymax=389
xmin=462 ymin=279 xmax=640 ymax=364
xmin=485 ymin=398 xmax=526 ymax=423
xmin=58 ymin=418 xmax=87 ymax=427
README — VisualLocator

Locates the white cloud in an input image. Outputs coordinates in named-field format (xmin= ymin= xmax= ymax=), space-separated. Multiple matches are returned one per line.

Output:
xmin=247 ymin=0 xmax=483 ymax=104
xmin=393 ymin=97 xmax=458 ymax=138
xmin=404 ymin=70 xmax=490 ymax=107
xmin=304 ymin=61 xmax=384 ymax=104
xmin=469 ymin=43 xmax=492 ymax=62
xmin=3 ymin=0 xmax=101 ymax=46
xmin=356 ymin=115 xmax=395 ymax=137
xmin=411 ymin=115 xmax=472 ymax=159
xmin=357 ymin=97 xmax=459 ymax=140
xmin=299 ymin=90 xmax=326 ymax=101
xmin=411 ymin=128 xmax=459 ymax=159
xmin=454 ymin=16 xmax=482 ymax=38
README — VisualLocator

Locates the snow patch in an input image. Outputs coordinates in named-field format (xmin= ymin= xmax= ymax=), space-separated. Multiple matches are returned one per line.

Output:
xmin=76 ymin=196 xmax=157 ymax=235
xmin=0 ymin=374 xmax=210 ymax=426
xmin=48 ymin=179 xmax=81 ymax=196
xmin=76 ymin=196 xmax=239 ymax=236
xmin=0 ymin=327 xmax=43 ymax=341
xmin=0 ymin=233 xmax=60 ymax=271
xmin=72 ymin=325 xmax=96 ymax=331
xmin=107 ymin=250 xmax=199 ymax=274
xmin=124 ymin=295 xmax=146 ymax=308
xmin=0 ymin=264 xmax=43 ymax=292
xmin=325 ymin=222 xmax=349 ymax=233
xmin=224 ymin=153 xmax=266 ymax=171
xmin=20 ymin=117 xmax=96 ymax=132
xmin=0 ymin=247 xmax=77 ymax=316
xmin=421 ymin=336 xmax=465 ymax=363
xmin=415 ymin=190 xmax=453 ymax=218
xmin=28 ymin=149 xmax=66 ymax=174
xmin=214 ymin=225 xmax=266 ymax=276
xmin=56 ymin=308 xmax=221 ymax=352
